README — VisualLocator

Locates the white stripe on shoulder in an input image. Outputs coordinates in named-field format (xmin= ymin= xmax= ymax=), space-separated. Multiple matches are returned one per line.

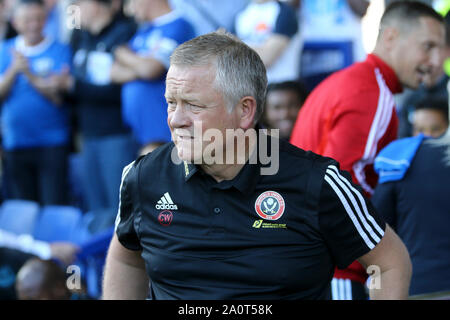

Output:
xmin=326 ymin=167 xmax=382 ymax=244
xmin=331 ymin=278 xmax=339 ymax=300
xmin=367 ymin=68 xmax=395 ymax=159
xmin=324 ymin=174 xmax=376 ymax=249
xmin=345 ymin=279 xmax=352 ymax=300
xmin=353 ymin=68 xmax=396 ymax=194
xmin=339 ymin=279 xmax=345 ymax=300
xmin=114 ymin=161 xmax=136 ymax=231
xmin=328 ymin=165 xmax=385 ymax=237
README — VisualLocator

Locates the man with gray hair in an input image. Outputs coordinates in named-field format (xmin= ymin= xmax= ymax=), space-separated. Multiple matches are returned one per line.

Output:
xmin=102 ymin=31 xmax=411 ymax=300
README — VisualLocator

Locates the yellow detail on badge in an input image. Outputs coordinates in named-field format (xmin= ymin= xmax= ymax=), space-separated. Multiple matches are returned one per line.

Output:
xmin=184 ymin=161 xmax=189 ymax=177
xmin=253 ymin=220 xmax=263 ymax=228
xmin=252 ymin=220 xmax=287 ymax=229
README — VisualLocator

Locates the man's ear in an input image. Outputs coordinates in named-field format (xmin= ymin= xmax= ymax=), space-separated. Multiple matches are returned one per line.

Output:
xmin=380 ymin=26 xmax=400 ymax=51
xmin=238 ymin=96 xmax=257 ymax=129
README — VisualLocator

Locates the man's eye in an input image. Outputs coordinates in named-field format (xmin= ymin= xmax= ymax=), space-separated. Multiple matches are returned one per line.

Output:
xmin=187 ymin=103 xmax=203 ymax=110
xmin=424 ymin=42 xmax=434 ymax=51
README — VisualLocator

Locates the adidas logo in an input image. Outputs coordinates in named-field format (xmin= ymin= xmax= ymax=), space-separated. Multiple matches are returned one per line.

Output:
xmin=155 ymin=192 xmax=178 ymax=210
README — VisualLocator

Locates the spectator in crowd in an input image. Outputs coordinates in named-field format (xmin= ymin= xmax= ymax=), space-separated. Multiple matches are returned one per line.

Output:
xmin=0 ymin=0 xmax=73 ymax=205
xmin=290 ymin=2 xmax=445 ymax=299
xmin=169 ymin=0 xmax=249 ymax=37
xmin=289 ymin=0 xmax=369 ymax=91
xmin=0 ymin=248 xmax=34 ymax=299
xmin=234 ymin=0 xmax=302 ymax=84
xmin=15 ymin=258 xmax=89 ymax=299
xmin=103 ymin=31 xmax=411 ymax=300
xmin=262 ymin=80 xmax=308 ymax=140
xmin=0 ymin=228 xmax=79 ymax=265
xmin=110 ymin=0 xmax=195 ymax=155
xmin=0 ymin=228 xmax=79 ymax=299
xmin=66 ymin=0 xmax=137 ymax=213
xmin=298 ymin=0 xmax=369 ymax=60
xmin=15 ymin=258 xmax=70 ymax=299
xmin=0 ymin=0 xmax=17 ymax=202
xmin=372 ymin=126 xmax=450 ymax=296
xmin=397 ymin=72 xmax=449 ymax=137
xmin=412 ymin=98 xmax=449 ymax=137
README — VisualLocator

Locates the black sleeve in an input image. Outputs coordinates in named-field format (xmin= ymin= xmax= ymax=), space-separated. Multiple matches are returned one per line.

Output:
xmin=371 ymin=182 xmax=398 ymax=231
xmin=318 ymin=163 xmax=386 ymax=269
xmin=114 ymin=159 xmax=143 ymax=251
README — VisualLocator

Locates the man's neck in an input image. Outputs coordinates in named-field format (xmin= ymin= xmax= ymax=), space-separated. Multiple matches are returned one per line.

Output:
xmin=371 ymin=46 xmax=393 ymax=73
xmin=200 ymin=134 xmax=258 ymax=182
xmin=201 ymin=162 xmax=246 ymax=183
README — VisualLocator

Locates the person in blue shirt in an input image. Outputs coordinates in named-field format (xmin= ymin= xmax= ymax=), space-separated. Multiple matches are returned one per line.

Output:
xmin=66 ymin=0 xmax=138 ymax=213
xmin=110 ymin=0 xmax=195 ymax=155
xmin=234 ymin=0 xmax=300 ymax=84
xmin=168 ymin=0 xmax=249 ymax=37
xmin=0 ymin=0 xmax=72 ymax=205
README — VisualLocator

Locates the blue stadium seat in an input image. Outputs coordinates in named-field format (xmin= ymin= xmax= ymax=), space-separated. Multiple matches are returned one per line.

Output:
xmin=33 ymin=205 xmax=83 ymax=243
xmin=0 ymin=200 xmax=40 ymax=235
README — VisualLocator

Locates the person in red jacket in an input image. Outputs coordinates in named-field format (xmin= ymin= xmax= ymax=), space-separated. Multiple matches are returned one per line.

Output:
xmin=290 ymin=1 xmax=445 ymax=299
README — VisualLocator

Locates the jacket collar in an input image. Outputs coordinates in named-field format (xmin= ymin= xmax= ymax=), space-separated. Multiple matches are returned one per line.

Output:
xmin=366 ymin=53 xmax=403 ymax=94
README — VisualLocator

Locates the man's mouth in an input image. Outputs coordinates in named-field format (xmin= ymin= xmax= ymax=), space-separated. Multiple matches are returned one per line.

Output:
xmin=416 ymin=67 xmax=432 ymax=81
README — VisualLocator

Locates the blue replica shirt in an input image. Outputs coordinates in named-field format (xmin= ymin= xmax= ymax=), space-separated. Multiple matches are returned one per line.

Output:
xmin=0 ymin=36 xmax=72 ymax=150
xmin=122 ymin=12 xmax=195 ymax=146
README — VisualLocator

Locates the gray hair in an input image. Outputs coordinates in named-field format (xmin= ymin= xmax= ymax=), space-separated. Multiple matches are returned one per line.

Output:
xmin=169 ymin=31 xmax=268 ymax=124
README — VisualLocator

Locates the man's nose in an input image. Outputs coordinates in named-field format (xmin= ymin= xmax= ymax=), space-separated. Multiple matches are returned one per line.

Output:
xmin=169 ymin=104 xmax=190 ymax=128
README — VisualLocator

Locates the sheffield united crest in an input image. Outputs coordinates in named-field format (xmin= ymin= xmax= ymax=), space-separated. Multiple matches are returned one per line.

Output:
xmin=254 ymin=191 xmax=285 ymax=221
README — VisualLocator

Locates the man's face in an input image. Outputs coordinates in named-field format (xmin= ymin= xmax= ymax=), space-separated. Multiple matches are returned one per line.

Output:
xmin=264 ymin=89 xmax=302 ymax=139
xmin=413 ymin=108 xmax=448 ymax=138
xmin=13 ymin=4 xmax=46 ymax=44
xmin=391 ymin=17 xmax=445 ymax=90
xmin=166 ymin=64 xmax=241 ymax=164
